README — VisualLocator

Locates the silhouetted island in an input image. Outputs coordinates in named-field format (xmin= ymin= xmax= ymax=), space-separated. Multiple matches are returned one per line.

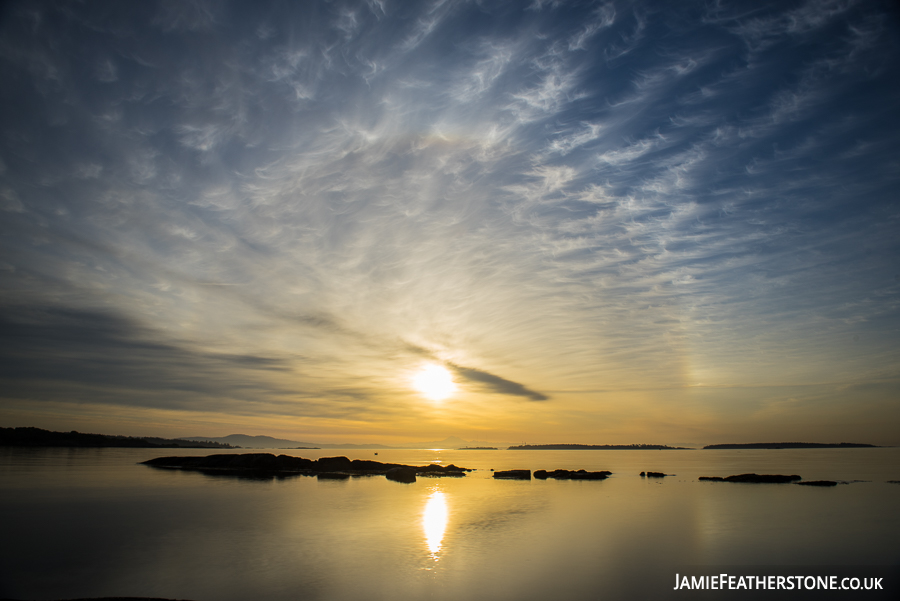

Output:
xmin=534 ymin=469 xmax=611 ymax=480
xmin=699 ymin=473 xmax=802 ymax=483
xmin=0 ymin=598 xmax=196 ymax=601
xmin=508 ymin=443 xmax=690 ymax=450
xmin=458 ymin=446 xmax=498 ymax=450
xmin=493 ymin=469 xmax=531 ymax=480
xmin=0 ymin=427 xmax=236 ymax=449
xmin=141 ymin=453 xmax=471 ymax=482
xmin=703 ymin=442 xmax=876 ymax=449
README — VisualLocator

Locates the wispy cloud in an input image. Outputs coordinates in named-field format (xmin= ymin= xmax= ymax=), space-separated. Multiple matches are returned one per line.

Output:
xmin=0 ymin=0 xmax=898 ymax=442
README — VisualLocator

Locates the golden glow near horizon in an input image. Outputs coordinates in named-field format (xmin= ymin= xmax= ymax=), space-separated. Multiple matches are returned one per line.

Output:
xmin=423 ymin=490 xmax=448 ymax=558
xmin=411 ymin=364 xmax=457 ymax=402
xmin=3 ymin=1 xmax=900 ymax=448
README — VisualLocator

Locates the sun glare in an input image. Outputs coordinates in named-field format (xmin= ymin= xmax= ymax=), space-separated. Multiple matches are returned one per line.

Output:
xmin=411 ymin=364 xmax=457 ymax=401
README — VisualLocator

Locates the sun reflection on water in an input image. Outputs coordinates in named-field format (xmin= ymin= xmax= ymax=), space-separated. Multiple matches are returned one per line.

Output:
xmin=422 ymin=490 xmax=448 ymax=559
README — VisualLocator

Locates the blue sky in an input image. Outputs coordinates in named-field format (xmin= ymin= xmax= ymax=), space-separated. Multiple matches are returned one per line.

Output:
xmin=1 ymin=0 xmax=898 ymax=445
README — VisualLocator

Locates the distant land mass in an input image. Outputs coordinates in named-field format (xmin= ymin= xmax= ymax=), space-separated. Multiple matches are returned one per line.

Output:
xmin=184 ymin=434 xmax=507 ymax=449
xmin=508 ymin=443 xmax=692 ymax=450
xmin=0 ymin=427 xmax=236 ymax=448
xmin=182 ymin=434 xmax=324 ymax=449
xmin=703 ymin=442 xmax=877 ymax=449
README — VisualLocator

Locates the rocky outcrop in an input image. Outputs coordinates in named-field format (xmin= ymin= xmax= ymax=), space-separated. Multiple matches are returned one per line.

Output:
xmin=417 ymin=463 xmax=468 ymax=477
xmin=640 ymin=471 xmax=670 ymax=477
xmin=493 ymin=469 xmax=531 ymax=480
xmin=386 ymin=467 xmax=417 ymax=483
xmin=534 ymin=469 xmax=610 ymax=480
xmin=795 ymin=480 xmax=837 ymax=486
xmin=699 ymin=473 xmax=801 ymax=483
xmin=141 ymin=453 xmax=470 ymax=481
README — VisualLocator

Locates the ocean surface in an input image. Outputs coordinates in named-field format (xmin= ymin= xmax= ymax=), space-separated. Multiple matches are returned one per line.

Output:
xmin=1 ymin=447 xmax=898 ymax=601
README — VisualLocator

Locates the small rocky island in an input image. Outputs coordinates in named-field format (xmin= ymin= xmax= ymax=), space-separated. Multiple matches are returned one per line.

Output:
xmin=535 ymin=469 xmax=611 ymax=480
xmin=492 ymin=469 xmax=613 ymax=480
xmin=699 ymin=473 xmax=802 ymax=483
xmin=699 ymin=473 xmax=846 ymax=486
xmin=142 ymin=453 xmax=470 ymax=482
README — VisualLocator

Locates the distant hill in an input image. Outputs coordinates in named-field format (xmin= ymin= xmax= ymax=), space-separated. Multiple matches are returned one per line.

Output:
xmin=182 ymin=434 xmax=320 ymax=448
xmin=703 ymin=442 xmax=877 ymax=450
xmin=0 ymin=427 xmax=236 ymax=448
xmin=183 ymin=434 xmax=508 ymax=449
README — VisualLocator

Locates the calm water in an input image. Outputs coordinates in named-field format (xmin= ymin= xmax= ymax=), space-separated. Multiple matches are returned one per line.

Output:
xmin=1 ymin=447 xmax=898 ymax=601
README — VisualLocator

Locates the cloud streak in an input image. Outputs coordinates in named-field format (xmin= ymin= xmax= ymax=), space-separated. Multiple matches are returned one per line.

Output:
xmin=449 ymin=364 xmax=549 ymax=401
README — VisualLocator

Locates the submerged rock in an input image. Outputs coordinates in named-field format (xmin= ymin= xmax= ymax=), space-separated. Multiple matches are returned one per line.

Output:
xmin=493 ymin=469 xmax=531 ymax=480
xmin=796 ymin=480 xmax=837 ymax=487
xmin=699 ymin=473 xmax=801 ymax=483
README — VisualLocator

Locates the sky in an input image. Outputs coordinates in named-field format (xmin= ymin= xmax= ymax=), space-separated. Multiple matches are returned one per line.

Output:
xmin=0 ymin=0 xmax=898 ymax=446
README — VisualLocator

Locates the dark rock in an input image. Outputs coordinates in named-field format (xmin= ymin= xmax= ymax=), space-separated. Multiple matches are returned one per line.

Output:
xmin=417 ymin=463 xmax=472 ymax=477
xmin=418 ymin=470 xmax=466 ymax=477
xmin=534 ymin=470 xmax=612 ymax=480
xmin=726 ymin=473 xmax=801 ymax=483
xmin=316 ymin=456 xmax=354 ymax=472
xmin=141 ymin=453 xmax=469 ymax=480
xmin=141 ymin=453 xmax=316 ymax=479
xmin=543 ymin=469 xmax=610 ymax=480
xmin=501 ymin=468 xmax=611 ymax=481
xmin=796 ymin=480 xmax=837 ymax=487
xmin=699 ymin=473 xmax=802 ymax=483
xmin=276 ymin=455 xmax=315 ymax=471
xmin=386 ymin=467 xmax=417 ymax=483
xmin=640 ymin=471 xmax=645 ymax=477
xmin=644 ymin=471 xmax=669 ymax=477
xmin=493 ymin=470 xmax=531 ymax=480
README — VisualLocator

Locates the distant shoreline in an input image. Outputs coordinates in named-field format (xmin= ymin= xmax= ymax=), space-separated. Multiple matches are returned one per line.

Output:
xmin=0 ymin=427 xmax=883 ymax=451
xmin=703 ymin=442 xmax=877 ymax=450
xmin=0 ymin=427 xmax=237 ymax=449
xmin=508 ymin=444 xmax=691 ymax=450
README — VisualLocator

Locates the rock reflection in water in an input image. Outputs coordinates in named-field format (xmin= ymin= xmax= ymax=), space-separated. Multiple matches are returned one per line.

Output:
xmin=422 ymin=490 xmax=448 ymax=559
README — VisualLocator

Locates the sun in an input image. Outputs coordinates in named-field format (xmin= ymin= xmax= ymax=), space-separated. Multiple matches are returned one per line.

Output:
xmin=411 ymin=364 xmax=457 ymax=401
